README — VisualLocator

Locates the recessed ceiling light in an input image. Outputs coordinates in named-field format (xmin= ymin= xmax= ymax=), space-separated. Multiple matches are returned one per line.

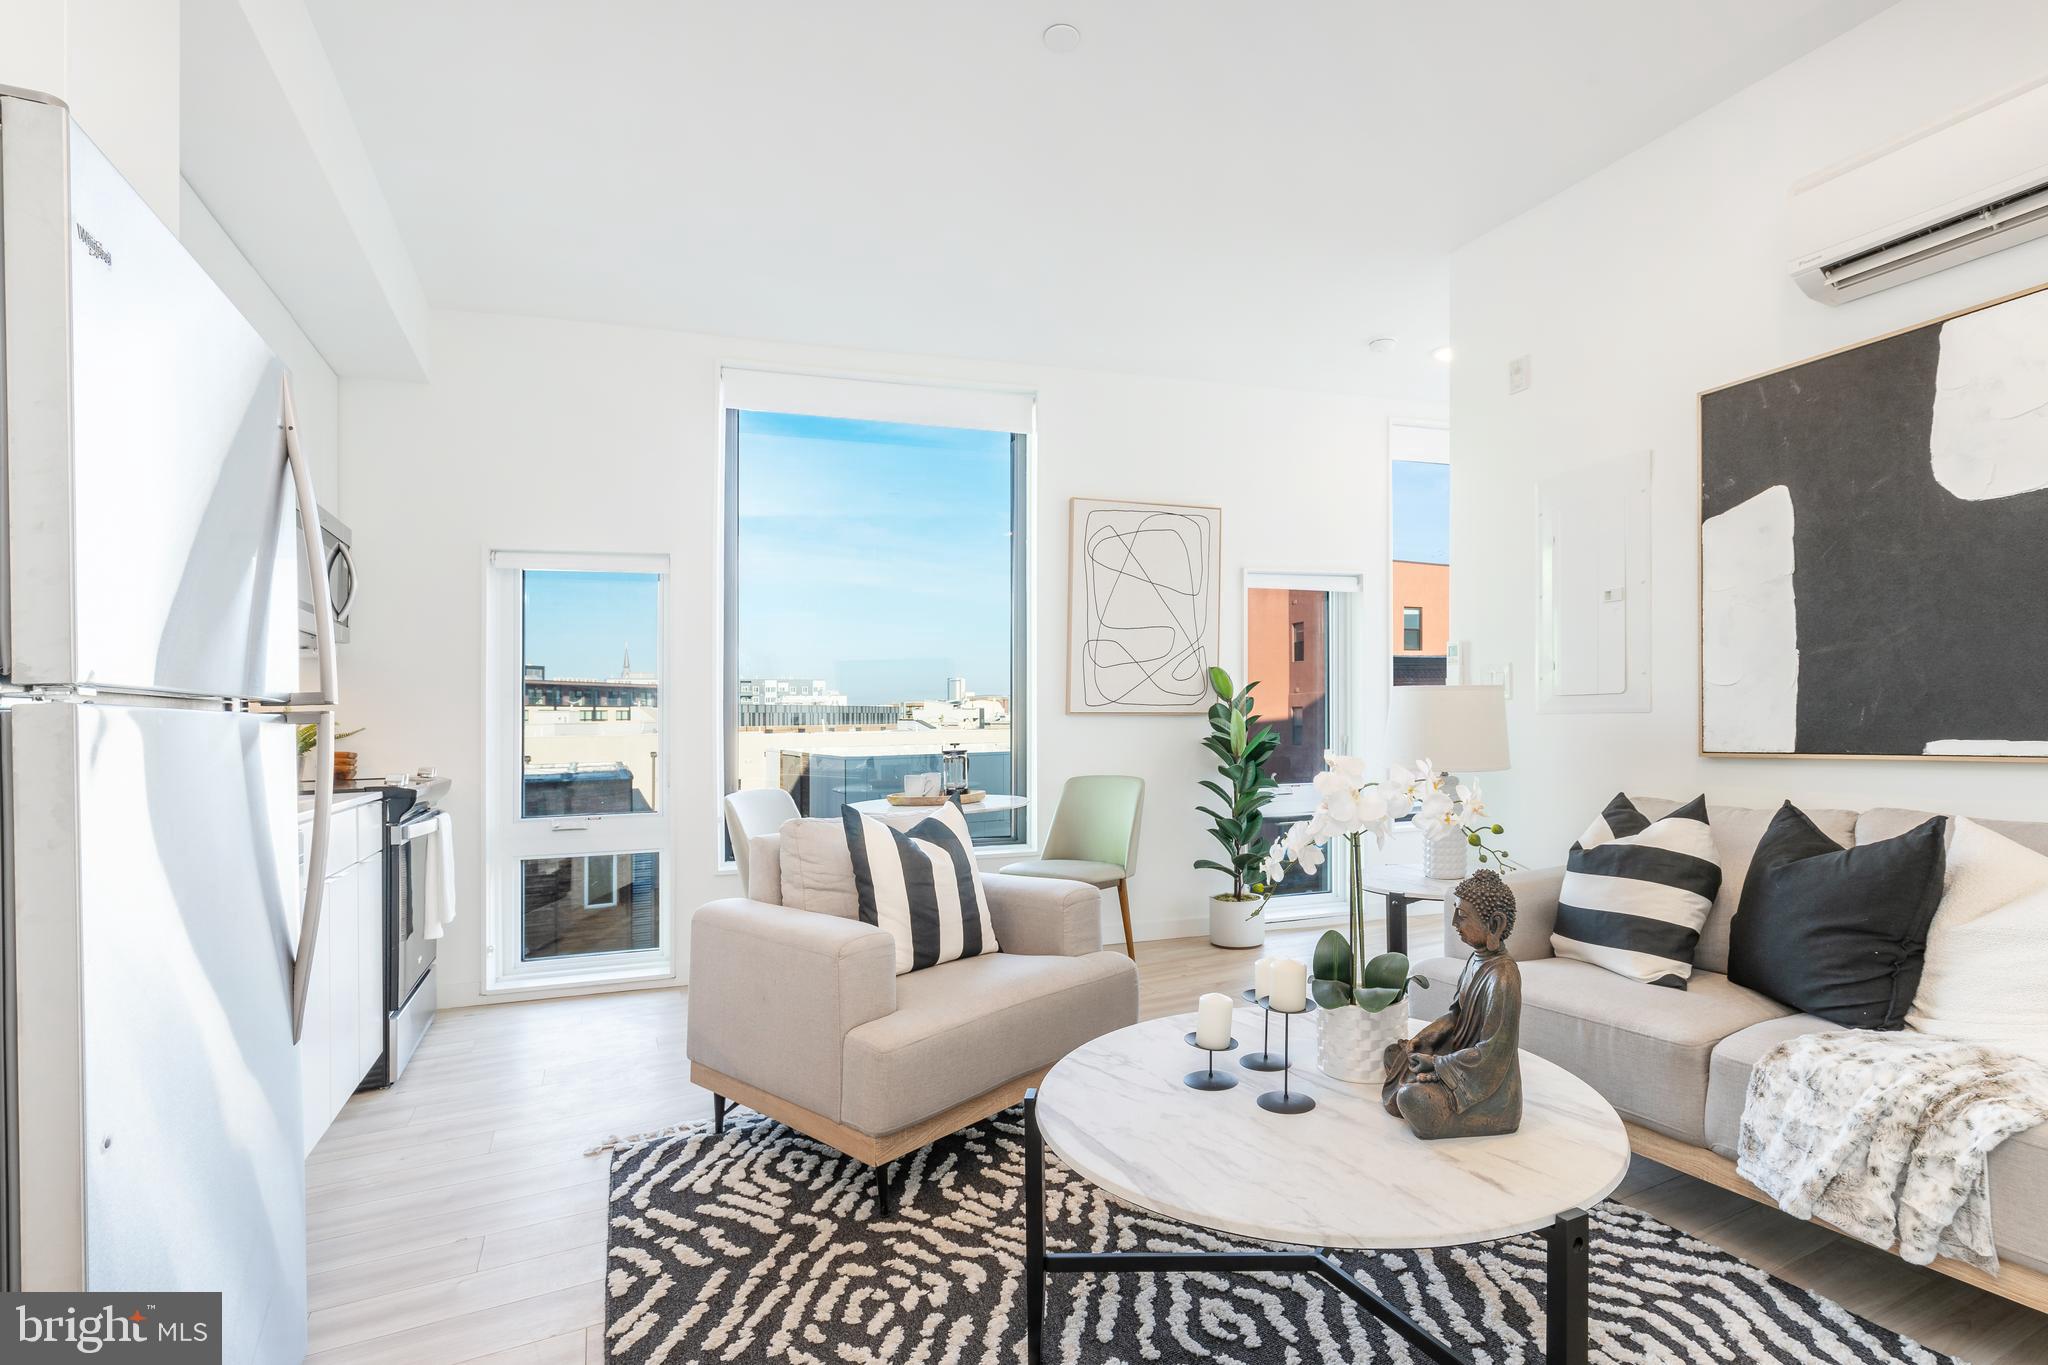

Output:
xmin=1366 ymin=336 xmax=1398 ymax=355
xmin=1432 ymin=345 xmax=1455 ymax=364
xmin=1042 ymin=23 xmax=1082 ymax=54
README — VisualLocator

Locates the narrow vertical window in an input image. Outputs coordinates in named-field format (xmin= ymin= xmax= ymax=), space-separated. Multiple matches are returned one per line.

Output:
xmin=1391 ymin=420 xmax=1450 ymax=686
xmin=1245 ymin=572 xmax=1362 ymax=911
xmin=487 ymin=554 xmax=671 ymax=987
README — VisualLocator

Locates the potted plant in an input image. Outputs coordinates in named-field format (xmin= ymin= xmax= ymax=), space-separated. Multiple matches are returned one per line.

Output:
xmin=297 ymin=723 xmax=364 ymax=784
xmin=1263 ymin=754 xmax=1517 ymax=1082
xmin=1193 ymin=667 xmax=1279 ymax=949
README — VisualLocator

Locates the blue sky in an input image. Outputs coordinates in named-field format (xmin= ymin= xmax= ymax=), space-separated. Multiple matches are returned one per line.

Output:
xmin=734 ymin=411 xmax=1014 ymax=703
xmin=524 ymin=571 xmax=661 ymax=680
xmin=523 ymin=426 xmax=1443 ymax=694
xmin=1391 ymin=460 xmax=1450 ymax=565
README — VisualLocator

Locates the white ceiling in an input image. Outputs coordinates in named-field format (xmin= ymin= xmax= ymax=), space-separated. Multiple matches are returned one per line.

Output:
xmin=305 ymin=0 xmax=1893 ymax=399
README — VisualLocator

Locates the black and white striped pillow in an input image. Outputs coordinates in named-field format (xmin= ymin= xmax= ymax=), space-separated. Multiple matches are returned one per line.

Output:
xmin=1553 ymin=794 xmax=1722 ymax=989
xmin=841 ymin=802 xmax=1000 ymax=974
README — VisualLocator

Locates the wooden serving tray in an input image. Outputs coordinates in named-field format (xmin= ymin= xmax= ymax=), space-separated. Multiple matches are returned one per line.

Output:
xmin=885 ymin=790 xmax=987 ymax=806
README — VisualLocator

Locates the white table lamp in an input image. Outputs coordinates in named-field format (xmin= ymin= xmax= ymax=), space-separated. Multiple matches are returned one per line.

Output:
xmin=1382 ymin=685 xmax=1510 ymax=879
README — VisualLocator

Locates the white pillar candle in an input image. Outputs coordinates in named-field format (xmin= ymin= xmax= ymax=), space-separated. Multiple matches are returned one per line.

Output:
xmin=1253 ymin=956 xmax=1275 ymax=1001
xmin=1269 ymin=959 xmax=1309 ymax=1013
xmin=1195 ymin=992 xmax=1234 ymax=1051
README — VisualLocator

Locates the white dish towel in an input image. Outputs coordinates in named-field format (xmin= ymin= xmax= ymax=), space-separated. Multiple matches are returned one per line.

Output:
xmin=421 ymin=812 xmax=458 ymax=941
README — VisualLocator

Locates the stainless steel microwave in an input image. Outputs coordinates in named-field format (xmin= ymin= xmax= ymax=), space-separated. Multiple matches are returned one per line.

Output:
xmin=298 ymin=505 xmax=353 ymax=650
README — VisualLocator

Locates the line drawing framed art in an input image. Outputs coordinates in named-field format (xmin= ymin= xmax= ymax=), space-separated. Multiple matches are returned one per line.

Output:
xmin=1698 ymin=279 xmax=2048 ymax=761
xmin=1067 ymin=497 xmax=1222 ymax=714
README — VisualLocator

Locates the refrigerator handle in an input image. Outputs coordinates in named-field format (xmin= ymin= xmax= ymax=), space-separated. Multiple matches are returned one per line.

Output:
xmin=281 ymin=375 xmax=340 ymax=1044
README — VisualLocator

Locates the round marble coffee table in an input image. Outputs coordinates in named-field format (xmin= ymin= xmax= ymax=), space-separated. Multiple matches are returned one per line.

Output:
xmin=1024 ymin=1003 xmax=1630 ymax=1365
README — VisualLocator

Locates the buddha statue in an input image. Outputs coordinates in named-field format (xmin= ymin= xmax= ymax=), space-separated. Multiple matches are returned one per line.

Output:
xmin=1381 ymin=869 xmax=1523 ymax=1139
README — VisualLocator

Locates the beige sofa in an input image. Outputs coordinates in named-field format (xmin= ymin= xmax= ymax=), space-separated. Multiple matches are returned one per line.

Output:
xmin=688 ymin=820 xmax=1138 ymax=1191
xmin=1409 ymin=798 xmax=2048 ymax=1311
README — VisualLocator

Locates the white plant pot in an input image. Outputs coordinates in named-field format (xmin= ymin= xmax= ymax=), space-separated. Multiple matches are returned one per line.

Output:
xmin=1315 ymin=1002 xmax=1407 ymax=1084
xmin=1420 ymin=821 xmax=1469 ymax=881
xmin=1207 ymin=894 xmax=1264 ymax=949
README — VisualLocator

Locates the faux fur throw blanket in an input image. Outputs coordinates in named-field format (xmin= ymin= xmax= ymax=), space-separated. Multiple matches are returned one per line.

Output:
xmin=1736 ymin=1030 xmax=2048 ymax=1270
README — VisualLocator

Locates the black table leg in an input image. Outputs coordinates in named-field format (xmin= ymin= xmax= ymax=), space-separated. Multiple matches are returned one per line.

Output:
xmin=874 ymin=1160 xmax=895 ymax=1216
xmin=712 ymin=1093 xmax=727 ymax=1135
xmin=1386 ymin=892 xmax=1410 ymax=957
xmin=1546 ymin=1208 xmax=1589 ymax=1365
xmin=1024 ymin=1089 xmax=1045 ymax=1365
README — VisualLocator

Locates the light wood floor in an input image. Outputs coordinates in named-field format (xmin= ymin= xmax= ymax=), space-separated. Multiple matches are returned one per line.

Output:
xmin=304 ymin=919 xmax=2048 ymax=1364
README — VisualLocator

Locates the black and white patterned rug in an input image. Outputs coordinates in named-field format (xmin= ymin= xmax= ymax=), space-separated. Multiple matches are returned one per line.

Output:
xmin=602 ymin=1108 xmax=1961 ymax=1364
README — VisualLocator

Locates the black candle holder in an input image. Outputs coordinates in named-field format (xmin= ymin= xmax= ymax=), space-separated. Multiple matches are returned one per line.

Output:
xmin=1183 ymin=1032 xmax=1240 ymax=1091
xmin=1239 ymin=988 xmax=1286 ymax=1072
xmin=1250 ymin=995 xmax=1316 ymax=1114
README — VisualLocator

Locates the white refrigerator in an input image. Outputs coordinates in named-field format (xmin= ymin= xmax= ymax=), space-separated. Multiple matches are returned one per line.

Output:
xmin=0 ymin=90 xmax=340 ymax=1364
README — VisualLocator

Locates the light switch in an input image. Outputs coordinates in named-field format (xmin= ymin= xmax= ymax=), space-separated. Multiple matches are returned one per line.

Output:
xmin=1508 ymin=355 xmax=1532 ymax=395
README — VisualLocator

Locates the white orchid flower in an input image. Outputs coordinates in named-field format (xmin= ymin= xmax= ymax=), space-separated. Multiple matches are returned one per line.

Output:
xmin=1293 ymin=837 xmax=1325 ymax=877
xmin=1322 ymin=751 xmax=1370 ymax=786
xmin=1260 ymin=834 xmax=1290 ymax=885
xmin=1417 ymin=792 xmax=1458 ymax=827
xmin=1456 ymin=783 xmax=1487 ymax=819
xmin=1388 ymin=761 xmax=1434 ymax=807
xmin=1321 ymin=782 xmax=1363 ymax=827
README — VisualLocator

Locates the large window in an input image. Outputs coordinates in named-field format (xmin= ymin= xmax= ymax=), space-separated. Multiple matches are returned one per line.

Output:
xmin=1390 ymin=421 xmax=1450 ymax=686
xmin=723 ymin=377 xmax=1030 ymax=848
xmin=486 ymin=553 xmax=670 ymax=988
xmin=1244 ymin=572 xmax=1361 ymax=911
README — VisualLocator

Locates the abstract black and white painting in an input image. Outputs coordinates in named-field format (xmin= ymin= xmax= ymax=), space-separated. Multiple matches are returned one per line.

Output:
xmin=1700 ymin=284 xmax=2048 ymax=759
xmin=1068 ymin=497 xmax=1221 ymax=713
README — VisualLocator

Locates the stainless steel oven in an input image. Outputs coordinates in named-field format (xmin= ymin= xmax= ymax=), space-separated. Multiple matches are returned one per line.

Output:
xmin=297 ymin=505 xmax=353 ymax=650
xmin=379 ymin=799 xmax=442 ymax=1083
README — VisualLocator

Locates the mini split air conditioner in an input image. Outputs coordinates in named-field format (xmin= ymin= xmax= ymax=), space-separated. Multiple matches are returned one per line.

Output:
xmin=1789 ymin=78 xmax=2048 ymax=304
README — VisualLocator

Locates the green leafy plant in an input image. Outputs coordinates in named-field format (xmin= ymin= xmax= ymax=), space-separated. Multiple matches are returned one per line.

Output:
xmin=1311 ymin=923 xmax=1430 ymax=1012
xmin=1192 ymin=667 xmax=1280 ymax=904
xmin=297 ymin=723 xmax=364 ymax=756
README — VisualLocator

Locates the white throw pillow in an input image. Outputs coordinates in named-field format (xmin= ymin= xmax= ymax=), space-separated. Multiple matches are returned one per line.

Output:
xmin=777 ymin=817 xmax=861 ymax=918
xmin=1909 ymin=817 xmax=2048 ymax=1064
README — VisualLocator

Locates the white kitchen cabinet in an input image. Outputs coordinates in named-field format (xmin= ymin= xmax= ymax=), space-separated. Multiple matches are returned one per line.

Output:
xmin=326 ymin=860 xmax=360 ymax=1130
xmin=298 ymin=799 xmax=388 ymax=1155
xmin=358 ymin=852 xmax=386 ymax=1077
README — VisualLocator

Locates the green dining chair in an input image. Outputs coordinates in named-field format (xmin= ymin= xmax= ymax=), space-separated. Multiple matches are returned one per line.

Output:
xmin=999 ymin=775 xmax=1144 ymax=958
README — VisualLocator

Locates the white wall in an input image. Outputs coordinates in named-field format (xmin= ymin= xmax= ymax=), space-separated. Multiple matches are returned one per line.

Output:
xmin=1 ymin=0 xmax=182 ymax=228
xmin=342 ymin=309 xmax=1440 ymax=1007
xmin=1449 ymin=0 xmax=2048 ymax=864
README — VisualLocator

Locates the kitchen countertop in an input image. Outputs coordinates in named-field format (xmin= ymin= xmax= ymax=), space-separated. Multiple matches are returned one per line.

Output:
xmin=298 ymin=790 xmax=381 ymax=818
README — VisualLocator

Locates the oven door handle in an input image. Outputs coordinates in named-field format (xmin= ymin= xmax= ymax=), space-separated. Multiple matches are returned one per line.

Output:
xmin=390 ymin=812 xmax=445 ymax=846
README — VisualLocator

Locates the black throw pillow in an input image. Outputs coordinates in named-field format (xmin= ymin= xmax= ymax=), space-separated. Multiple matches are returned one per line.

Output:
xmin=1727 ymin=802 xmax=1947 ymax=1030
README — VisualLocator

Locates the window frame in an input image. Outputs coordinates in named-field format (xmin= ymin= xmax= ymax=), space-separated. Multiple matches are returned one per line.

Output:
xmin=483 ymin=549 xmax=674 ymax=992
xmin=1402 ymin=606 xmax=1423 ymax=652
xmin=718 ymin=395 xmax=1033 ymax=865
xmin=1388 ymin=418 xmax=1451 ymax=686
xmin=1242 ymin=569 xmax=1365 ymax=922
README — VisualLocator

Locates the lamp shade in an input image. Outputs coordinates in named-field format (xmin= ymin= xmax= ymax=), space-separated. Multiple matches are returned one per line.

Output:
xmin=1382 ymin=685 xmax=1510 ymax=774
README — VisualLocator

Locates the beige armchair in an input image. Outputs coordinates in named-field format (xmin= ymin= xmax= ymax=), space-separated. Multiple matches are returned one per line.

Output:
xmin=688 ymin=820 xmax=1139 ymax=1210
